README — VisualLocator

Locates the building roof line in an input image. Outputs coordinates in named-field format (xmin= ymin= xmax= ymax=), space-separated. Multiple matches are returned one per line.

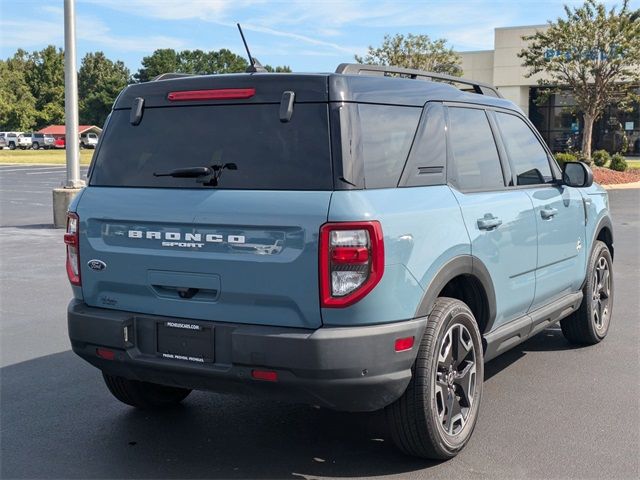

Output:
xmin=494 ymin=24 xmax=547 ymax=31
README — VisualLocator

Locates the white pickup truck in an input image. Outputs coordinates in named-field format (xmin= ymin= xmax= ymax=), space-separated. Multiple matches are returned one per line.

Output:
xmin=16 ymin=133 xmax=33 ymax=149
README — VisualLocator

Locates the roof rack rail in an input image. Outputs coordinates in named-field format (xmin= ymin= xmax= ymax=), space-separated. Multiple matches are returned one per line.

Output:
xmin=335 ymin=63 xmax=502 ymax=98
xmin=152 ymin=73 xmax=196 ymax=82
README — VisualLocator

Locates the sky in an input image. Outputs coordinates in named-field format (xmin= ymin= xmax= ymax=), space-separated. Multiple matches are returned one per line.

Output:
xmin=0 ymin=0 xmax=633 ymax=74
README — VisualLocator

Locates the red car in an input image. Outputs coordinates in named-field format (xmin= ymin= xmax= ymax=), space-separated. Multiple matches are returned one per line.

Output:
xmin=54 ymin=136 xmax=65 ymax=149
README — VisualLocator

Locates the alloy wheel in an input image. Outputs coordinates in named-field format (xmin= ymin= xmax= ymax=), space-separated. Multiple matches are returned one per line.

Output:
xmin=592 ymin=255 xmax=611 ymax=332
xmin=434 ymin=323 xmax=477 ymax=436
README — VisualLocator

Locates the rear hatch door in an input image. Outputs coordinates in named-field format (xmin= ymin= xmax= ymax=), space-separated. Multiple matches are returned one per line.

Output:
xmin=77 ymin=75 xmax=332 ymax=329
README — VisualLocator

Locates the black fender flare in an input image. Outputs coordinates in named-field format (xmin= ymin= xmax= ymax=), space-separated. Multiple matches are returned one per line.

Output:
xmin=592 ymin=215 xmax=614 ymax=259
xmin=415 ymin=255 xmax=497 ymax=333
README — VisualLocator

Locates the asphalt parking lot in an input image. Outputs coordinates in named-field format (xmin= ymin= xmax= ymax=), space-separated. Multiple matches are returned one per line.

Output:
xmin=1 ymin=164 xmax=638 ymax=479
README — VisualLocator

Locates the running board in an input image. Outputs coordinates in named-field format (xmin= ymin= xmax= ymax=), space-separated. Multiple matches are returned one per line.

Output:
xmin=483 ymin=292 xmax=583 ymax=362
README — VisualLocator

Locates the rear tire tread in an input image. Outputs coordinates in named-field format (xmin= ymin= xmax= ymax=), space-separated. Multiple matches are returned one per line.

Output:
xmin=387 ymin=297 xmax=481 ymax=460
xmin=102 ymin=372 xmax=191 ymax=409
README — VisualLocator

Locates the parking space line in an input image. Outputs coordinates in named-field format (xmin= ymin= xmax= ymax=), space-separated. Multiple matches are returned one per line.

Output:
xmin=0 ymin=167 xmax=67 ymax=173
xmin=26 ymin=170 xmax=73 ymax=175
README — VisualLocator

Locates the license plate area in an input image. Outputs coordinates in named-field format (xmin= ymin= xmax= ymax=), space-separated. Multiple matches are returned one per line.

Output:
xmin=157 ymin=321 xmax=214 ymax=363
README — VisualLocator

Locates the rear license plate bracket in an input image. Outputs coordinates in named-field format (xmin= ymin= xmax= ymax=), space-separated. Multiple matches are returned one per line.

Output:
xmin=157 ymin=321 xmax=214 ymax=363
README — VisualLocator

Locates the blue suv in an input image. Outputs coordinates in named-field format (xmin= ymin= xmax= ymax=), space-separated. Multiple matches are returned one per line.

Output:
xmin=66 ymin=64 xmax=614 ymax=459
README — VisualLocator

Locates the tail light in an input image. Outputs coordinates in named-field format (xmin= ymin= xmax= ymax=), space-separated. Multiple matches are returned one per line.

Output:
xmin=64 ymin=212 xmax=81 ymax=286
xmin=319 ymin=221 xmax=384 ymax=307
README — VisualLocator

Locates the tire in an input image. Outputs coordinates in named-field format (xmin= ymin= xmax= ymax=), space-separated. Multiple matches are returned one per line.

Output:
xmin=102 ymin=372 xmax=191 ymax=409
xmin=386 ymin=297 xmax=483 ymax=460
xmin=8 ymin=142 xmax=15 ymax=150
xmin=32 ymin=142 xmax=39 ymax=150
xmin=561 ymin=240 xmax=613 ymax=345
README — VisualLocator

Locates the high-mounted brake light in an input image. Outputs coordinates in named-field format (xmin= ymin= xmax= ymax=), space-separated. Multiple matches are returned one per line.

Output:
xmin=319 ymin=221 xmax=384 ymax=308
xmin=65 ymin=212 xmax=81 ymax=286
xmin=167 ymin=88 xmax=256 ymax=101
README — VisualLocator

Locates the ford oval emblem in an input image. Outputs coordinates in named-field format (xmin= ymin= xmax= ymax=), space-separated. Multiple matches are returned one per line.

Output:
xmin=87 ymin=259 xmax=107 ymax=271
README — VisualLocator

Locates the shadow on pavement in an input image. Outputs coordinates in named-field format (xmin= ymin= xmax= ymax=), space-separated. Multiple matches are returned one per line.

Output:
xmin=0 ymin=326 xmax=591 ymax=479
xmin=0 ymin=351 xmax=435 ymax=479
xmin=485 ymin=325 xmax=582 ymax=381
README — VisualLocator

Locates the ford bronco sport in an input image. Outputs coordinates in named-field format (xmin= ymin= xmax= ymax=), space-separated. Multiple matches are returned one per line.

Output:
xmin=67 ymin=64 xmax=614 ymax=459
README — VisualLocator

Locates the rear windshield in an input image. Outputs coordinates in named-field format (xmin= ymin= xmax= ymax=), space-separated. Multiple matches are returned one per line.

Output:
xmin=90 ymin=104 xmax=332 ymax=190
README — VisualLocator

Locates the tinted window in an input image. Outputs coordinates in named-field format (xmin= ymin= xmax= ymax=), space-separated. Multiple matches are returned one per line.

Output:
xmin=448 ymin=107 xmax=504 ymax=190
xmin=358 ymin=104 xmax=421 ymax=189
xmin=400 ymin=103 xmax=447 ymax=187
xmin=90 ymin=104 xmax=332 ymax=190
xmin=495 ymin=112 xmax=553 ymax=185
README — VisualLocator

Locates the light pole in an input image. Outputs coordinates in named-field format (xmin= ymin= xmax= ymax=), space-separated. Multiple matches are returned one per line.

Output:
xmin=53 ymin=0 xmax=85 ymax=227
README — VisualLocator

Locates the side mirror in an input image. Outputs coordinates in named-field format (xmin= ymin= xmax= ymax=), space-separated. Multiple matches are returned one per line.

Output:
xmin=562 ymin=161 xmax=593 ymax=188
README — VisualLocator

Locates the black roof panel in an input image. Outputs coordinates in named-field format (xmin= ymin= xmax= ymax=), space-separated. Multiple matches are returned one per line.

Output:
xmin=113 ymin=72 xmax=518 ymax=112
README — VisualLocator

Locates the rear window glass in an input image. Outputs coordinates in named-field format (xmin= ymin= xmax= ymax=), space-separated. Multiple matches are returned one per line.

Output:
xmin=90 ymin=104 xmax=332 ymax=190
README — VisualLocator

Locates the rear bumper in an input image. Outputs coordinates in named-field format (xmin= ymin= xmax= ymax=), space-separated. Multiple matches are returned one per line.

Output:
xmin=68 ymin=300 xmax=426 ymax=412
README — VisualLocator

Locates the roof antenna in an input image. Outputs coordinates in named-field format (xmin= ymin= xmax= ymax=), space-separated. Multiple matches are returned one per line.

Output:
xmin=237 ymin=23 xmax=267 ymax=73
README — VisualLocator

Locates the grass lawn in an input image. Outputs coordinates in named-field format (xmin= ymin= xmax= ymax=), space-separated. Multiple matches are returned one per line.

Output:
xmin=0 ymin=149 xmax=94 ymax=165
xmin=626 ymin=159 xmax=640 ymax=170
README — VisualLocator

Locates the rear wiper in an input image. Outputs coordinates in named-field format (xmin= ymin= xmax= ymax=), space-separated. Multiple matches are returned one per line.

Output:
xmin=153 ymin=163 xmax=238 ymax=187
xmin=153 ymin=167 xmax=212 ymax=178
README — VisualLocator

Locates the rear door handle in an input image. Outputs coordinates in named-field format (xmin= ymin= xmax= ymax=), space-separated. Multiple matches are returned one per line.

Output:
xmin=540 ymin=207 xmax=558 ymax=219
xmin=477 ymin=214 xmax=502 ymax=230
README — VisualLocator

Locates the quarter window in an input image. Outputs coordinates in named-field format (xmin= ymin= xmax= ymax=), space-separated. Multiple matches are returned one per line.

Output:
xmin=495 ymin=112 xmax=554 ymax=186
xmin=448 ymin=107 xmax=504 ymax=191
xmin=357 ymin=104 xmax=422 ymax=189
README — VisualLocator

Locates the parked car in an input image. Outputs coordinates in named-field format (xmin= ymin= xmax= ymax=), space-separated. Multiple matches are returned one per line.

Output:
xmin=66 ymin=65 xmax=614 ymax=460
xmin=17 ymin=133 xmax=33 ymax=149
xmin=54 ymin=136 xmax=66 ymax=149
xmin=80 ymin=132 xmax=99 ymax=149
xmin=0 ymin=134 xmax=7 ymax=149
xmin=31 ymin=133 xmax=55 ymax=150
xmin=2 ymin=132 xmax=21 ymax=150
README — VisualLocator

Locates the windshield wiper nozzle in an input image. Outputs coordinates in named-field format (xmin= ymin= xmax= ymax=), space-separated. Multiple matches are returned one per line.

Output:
xmin=153 ymin=167 xmax=212 ymax=178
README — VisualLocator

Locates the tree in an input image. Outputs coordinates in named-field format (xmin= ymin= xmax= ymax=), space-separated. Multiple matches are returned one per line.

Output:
xmin=264 ymin=65 xmax=292 ymax=73
xmin=355 ymin=33 xmax=462 ymax=76
xmin=0 ymin=52 xmax=37 ymax=130
xmin=134 ymin=48 xmax=180 ymax=82
xmin=134 ymin=48 xmax=291 ymax=82
xmin=79 ymin=52 xmax=130 ymax=126
xmin=519 ymin=0 xmax=640 ymax=161
xmin=24 ymin=46 xmax=65 ymax=128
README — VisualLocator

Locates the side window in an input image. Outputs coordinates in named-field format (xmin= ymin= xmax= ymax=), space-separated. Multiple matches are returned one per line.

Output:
xmin=447 ymin=107 xmax=504 ymax=191
xmin=495 ymin=112 xmax=554 ymax=186
xmin=399 ymin=102 xmax=447 ymax=187
xmin=357 ymin=104 xmax=422 ymax=189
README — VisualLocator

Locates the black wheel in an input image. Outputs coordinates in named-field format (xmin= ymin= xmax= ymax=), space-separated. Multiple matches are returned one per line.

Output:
xmin=561 ymin=240 xmax=613 ymax=345
xmin=32 ymin=142 xmax=39 ymax=150
xmin=8 ymin=142 xmax=15 ymax=150
xmin=386 ymin=297 xmax=483 ymax=460
xmin=102 ymin=372 xmax=191 ymax=409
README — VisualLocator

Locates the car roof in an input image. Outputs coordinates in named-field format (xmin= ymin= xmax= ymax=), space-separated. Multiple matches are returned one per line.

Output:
xmin=113 ymin=72 xmax=520 ymax=113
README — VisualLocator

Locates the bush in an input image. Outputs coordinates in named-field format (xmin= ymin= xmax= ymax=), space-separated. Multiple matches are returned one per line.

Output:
xmin=609 ymin=153 xmax=628 ymax=172
xmin=554 ymin=152 xmax=577 ymax=168
xmin=592 ymin=150 xmax=611 ymax=167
